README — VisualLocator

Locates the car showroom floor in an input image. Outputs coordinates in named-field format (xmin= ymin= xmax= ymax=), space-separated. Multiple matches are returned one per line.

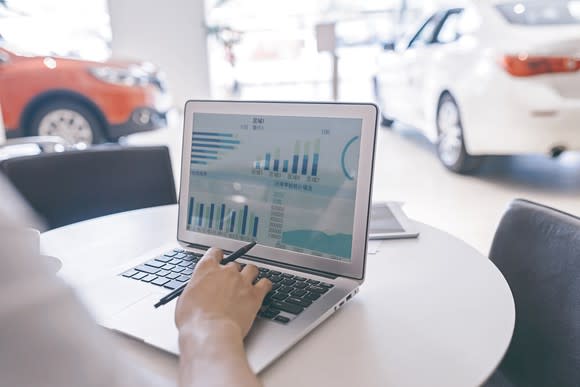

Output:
xmin=128 ymin=118 xmax=580 ymax=257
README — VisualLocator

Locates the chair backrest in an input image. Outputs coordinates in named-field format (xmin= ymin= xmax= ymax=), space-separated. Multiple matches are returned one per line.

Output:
xmin=490 ymin=199 xmax=580 ymax=387
xmin=0 ymin=145 xmax=177 ymax=229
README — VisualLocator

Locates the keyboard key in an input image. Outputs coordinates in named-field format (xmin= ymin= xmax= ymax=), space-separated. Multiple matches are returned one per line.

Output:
xmin=294 ymin=282 xmax=308 ymax=289
xmin=145 ymin=260 xmax=165 ymax=268
xmin=182 ymin=269 xmax=193 ymax=275
xmin=274 ymin=315 xmax=290 ymax=324
xmin=162 ymin=264 xmax=175 ymax=270
xmin=178 ymin=261 xmax=190 ymax=267
xmin=304 ymin=292 xmax=321 ymax=301
xmin=177 ymin=275 xmax=190 ymax=282
xmin=272 ymin=292 xmax=288 ymax=301
xmin=306 ymin=279 xmax=320 ymax=285
xmin=258 ymin=267 xmax=269 ymax=273
xmin=271 ymin=283 xmax=281 ymax=291
xmin=278 ymin=286 xmax=293 ymax=294
xmin=291 ymin=289 xmax=307 ymax=297
xmin=166 ymin=272 xmax=180 ymax=280
xmin=164 ymin=280 xmax=183 ymax=290
xmin=156 ymin=256 xmax=172 ymax=263
xmin=294 ymin=276 xmax=307 ymax=282
xmin=169 ymin=259 xmax=182 ymax=265
xmin=281 ymin=279 xmax=296 ymax=286
xmin=259 ymin=309 xmax=280 ymax=319
xmin=122 ymin=269 xmax=138 ymax=278
xmin=157 ymin=270 xmax=170 ymax=277
xmin=270 ymin=270 xmax=281 ymax=275
xmin=163 ymin=251 xmax=178 ymax=257
xmin=175 ymin=253 xmax=187 ymax=259
xmin=135 ymin=265 xmax=160 ymax=274
xmin=152 ymin=277 xmax=170 ymax=286
xmin=270 ymin=301 xmax=303 ymax=315
xmin=182 ymin=255 xmax=194 ymax=262
xmin=132 ymin=272 xmax=147 ymax=280
xmin=141 ymin=274 xmax=158 ymax=282
xmin=171 ymin=266 xmax=185 ymax=273
xmin=307 ymin=286 xmax=329 ymax=294
xmin=173 ymin=248 xmax=184 ymax=252
xmin=286 ymin=297 xmax=312 ymax=308
xmin=269 ymin=276 xmax=283 ymax=283
xmin=281 ymin=273 xmax=294 ymax=279
xmin=319 ymin=282 xmax=334 ymax=289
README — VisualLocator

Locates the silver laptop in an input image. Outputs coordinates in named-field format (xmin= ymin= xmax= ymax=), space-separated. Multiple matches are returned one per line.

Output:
xmin=88 ymin=100 xmax=378 ymax=373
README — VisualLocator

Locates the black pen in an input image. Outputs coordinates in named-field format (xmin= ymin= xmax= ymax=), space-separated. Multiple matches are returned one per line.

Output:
xmin=154 ymin=241 xmax=257 ymax=308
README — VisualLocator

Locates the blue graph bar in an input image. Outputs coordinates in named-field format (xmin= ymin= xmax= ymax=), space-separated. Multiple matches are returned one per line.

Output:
xmin=191 ymin=137 xmax=240 ymax=145
xmin=188 ymin=197 xmax=194 ymax=225
xmin=209 ymin=204 xmax=215 ymax=229
xmin=273 ymin=159 xmax=279 ymax=172
xmin=192 ymin=143 xmax=235 ymax=150
xmin=191 ymin=160 xmax=208 ymax=165
xmin=301 ymin=155 xmax=309 ymax=175
xmin=191 ymin=154 xmax=218 ymax=160
xmin=283 ymin=160 xmax=289 ymax=173
xmin=198 ymin=203 xmax=204 ymax=226
xmin=219 ymin=204 xmax=226 ymax=230
xmin=264 ymin=153 xmax=271 ymax=171
xmin=312 ymin=153 xmax=319 ymax=176
xmin=230 ymin=211 xmax=236 ymax=233
xmin=191 ymin=148 xmax=218 ymax=154
xmin=193 ymin=132 xmax=233 ymax=137
xmin=241 ymin=205 xmax=248 ymax=235
xmin=252 ymin=216 xmax=259 ymax=238
xmin=292 ymin=155 xmax=299 ymax=174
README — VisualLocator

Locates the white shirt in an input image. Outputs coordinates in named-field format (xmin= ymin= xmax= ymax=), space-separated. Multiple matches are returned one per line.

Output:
xmin=0 ymin=176 xmax=170 ymax=387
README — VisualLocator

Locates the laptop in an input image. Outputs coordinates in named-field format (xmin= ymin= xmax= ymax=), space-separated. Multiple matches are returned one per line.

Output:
xmin=86 ymin=100 xmax=378 ymax=372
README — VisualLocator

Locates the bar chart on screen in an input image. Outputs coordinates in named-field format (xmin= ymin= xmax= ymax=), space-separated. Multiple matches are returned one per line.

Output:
xmin=187 ymin=197 xmax=260 ymax=239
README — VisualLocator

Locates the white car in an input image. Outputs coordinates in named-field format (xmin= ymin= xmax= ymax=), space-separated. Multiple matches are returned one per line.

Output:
xmin=374 ymin=0 xmax=580 ymax=173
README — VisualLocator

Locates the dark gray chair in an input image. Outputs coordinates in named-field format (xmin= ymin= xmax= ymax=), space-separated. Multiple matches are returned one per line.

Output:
xmin=484 ymin=199 xmax=580 ymax=387
xmin=0 ymin=145 xmax=177 ymax=229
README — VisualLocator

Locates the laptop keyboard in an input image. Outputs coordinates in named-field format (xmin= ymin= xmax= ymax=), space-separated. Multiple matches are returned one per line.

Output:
xmin=120 ymin=248 xmax=335 ymax=324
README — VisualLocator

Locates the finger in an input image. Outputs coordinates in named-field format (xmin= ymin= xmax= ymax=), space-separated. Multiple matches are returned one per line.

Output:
xmin=224 ymin=261 xmax=242 ymax=271
xmin=241 ymin=264 xmax=259 ymax=283
xmin=254 ymin=278 xmax=273 ymax=300
xmin=199 ymin=247 xmax=223 ymax=266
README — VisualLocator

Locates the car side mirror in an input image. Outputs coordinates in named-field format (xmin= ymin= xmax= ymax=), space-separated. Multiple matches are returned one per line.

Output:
xmin=382 ymin=42 xmax=396 ymax=51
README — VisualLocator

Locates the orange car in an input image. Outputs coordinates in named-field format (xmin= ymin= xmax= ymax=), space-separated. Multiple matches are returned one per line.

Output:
xmin=0 ymin=44 xmax=171 ymax=147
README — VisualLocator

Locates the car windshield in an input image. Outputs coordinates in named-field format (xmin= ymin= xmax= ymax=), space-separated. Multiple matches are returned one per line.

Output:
xmin=496 ymin=1 xmax=580 ymax=25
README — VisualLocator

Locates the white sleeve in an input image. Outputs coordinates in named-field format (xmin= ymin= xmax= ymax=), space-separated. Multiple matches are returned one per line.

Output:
xmin=0 ymin=225 xmax=172 ymax=387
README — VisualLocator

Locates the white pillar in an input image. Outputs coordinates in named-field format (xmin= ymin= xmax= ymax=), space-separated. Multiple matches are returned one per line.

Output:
xmin=107 ymin=0 xmax=211 ymax=109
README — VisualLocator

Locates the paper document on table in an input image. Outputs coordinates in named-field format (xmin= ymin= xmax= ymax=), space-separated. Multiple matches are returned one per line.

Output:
xmin=367 ymin=240 xmax=382 ymax=255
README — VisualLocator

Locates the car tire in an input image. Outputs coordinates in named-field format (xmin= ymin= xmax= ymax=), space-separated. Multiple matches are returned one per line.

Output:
xmin=436 ymin=93 xmax=482 ymax=174
xmin=29 ymin=99 xmax=105 ymax=147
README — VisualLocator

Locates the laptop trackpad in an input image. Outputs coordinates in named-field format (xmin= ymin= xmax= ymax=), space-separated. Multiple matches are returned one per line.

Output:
xmin=106 ymin=293 xmax=180 ymax=355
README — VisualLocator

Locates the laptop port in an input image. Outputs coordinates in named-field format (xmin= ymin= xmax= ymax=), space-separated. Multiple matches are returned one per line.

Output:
xmin=346 ymin=293 xmax=352 ymax=301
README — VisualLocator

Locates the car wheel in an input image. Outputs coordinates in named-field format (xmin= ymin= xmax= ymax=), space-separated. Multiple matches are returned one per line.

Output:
xmin=436 ymin=93 xmax=482 ymax=174
xmin=30 ymin=100 xmax=105 ymax=148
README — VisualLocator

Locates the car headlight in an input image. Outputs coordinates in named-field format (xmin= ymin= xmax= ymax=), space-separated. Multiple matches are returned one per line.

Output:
xmin=89 ymin=66 xmax=150 ymax=87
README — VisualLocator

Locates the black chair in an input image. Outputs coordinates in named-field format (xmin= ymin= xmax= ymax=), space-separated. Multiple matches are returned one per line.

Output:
xmin=484 ymin=199 xmax=580 ymax=387
xmin=0 ymin=145 xmax=177 ymax=230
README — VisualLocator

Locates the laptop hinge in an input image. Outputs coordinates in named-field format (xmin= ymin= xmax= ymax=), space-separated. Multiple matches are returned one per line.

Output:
xmin=184 ymin=243 xmax=338 ymax=280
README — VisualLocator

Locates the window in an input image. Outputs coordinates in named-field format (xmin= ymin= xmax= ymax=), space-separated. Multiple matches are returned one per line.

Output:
xmin=408 ymin=15 xmax=440 ymax=49
xmin=496 ymin=1 xmax=580 ymax=25
xmin=436 ymin=11 xmax=464 ymax=44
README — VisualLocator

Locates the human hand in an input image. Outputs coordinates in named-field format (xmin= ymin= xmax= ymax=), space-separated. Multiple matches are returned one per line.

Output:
xmin=175 ymin=247 xmax=272 ymax=339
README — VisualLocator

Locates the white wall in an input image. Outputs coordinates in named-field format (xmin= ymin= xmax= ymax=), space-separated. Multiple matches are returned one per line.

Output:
xmin=107 ymin=0 xmax=210 ymax=109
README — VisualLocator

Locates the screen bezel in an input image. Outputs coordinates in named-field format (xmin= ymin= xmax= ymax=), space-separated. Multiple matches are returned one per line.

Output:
xmin=177 ymin=100 xmax=377 ymax=280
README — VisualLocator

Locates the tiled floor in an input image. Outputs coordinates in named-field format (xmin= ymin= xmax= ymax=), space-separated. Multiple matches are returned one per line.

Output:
xmin=128 ymin=118 xmax=580 ymax=256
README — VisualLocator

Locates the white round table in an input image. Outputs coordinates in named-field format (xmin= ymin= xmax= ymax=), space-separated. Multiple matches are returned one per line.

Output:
xmin=41 ymin=205 xmax=515 ymax=387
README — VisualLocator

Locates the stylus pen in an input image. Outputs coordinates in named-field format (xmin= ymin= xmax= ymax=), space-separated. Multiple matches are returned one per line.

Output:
xmin=154 ymin=241 xmax=258 ymax=308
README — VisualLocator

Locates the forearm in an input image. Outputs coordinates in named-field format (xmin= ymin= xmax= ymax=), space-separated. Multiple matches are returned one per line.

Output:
xmin=178 ymin=320 xmax=262 ymax=387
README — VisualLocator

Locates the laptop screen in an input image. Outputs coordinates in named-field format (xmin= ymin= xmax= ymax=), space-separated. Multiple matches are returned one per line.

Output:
xmin=185 ymin=113 xmax=362 ymax=262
